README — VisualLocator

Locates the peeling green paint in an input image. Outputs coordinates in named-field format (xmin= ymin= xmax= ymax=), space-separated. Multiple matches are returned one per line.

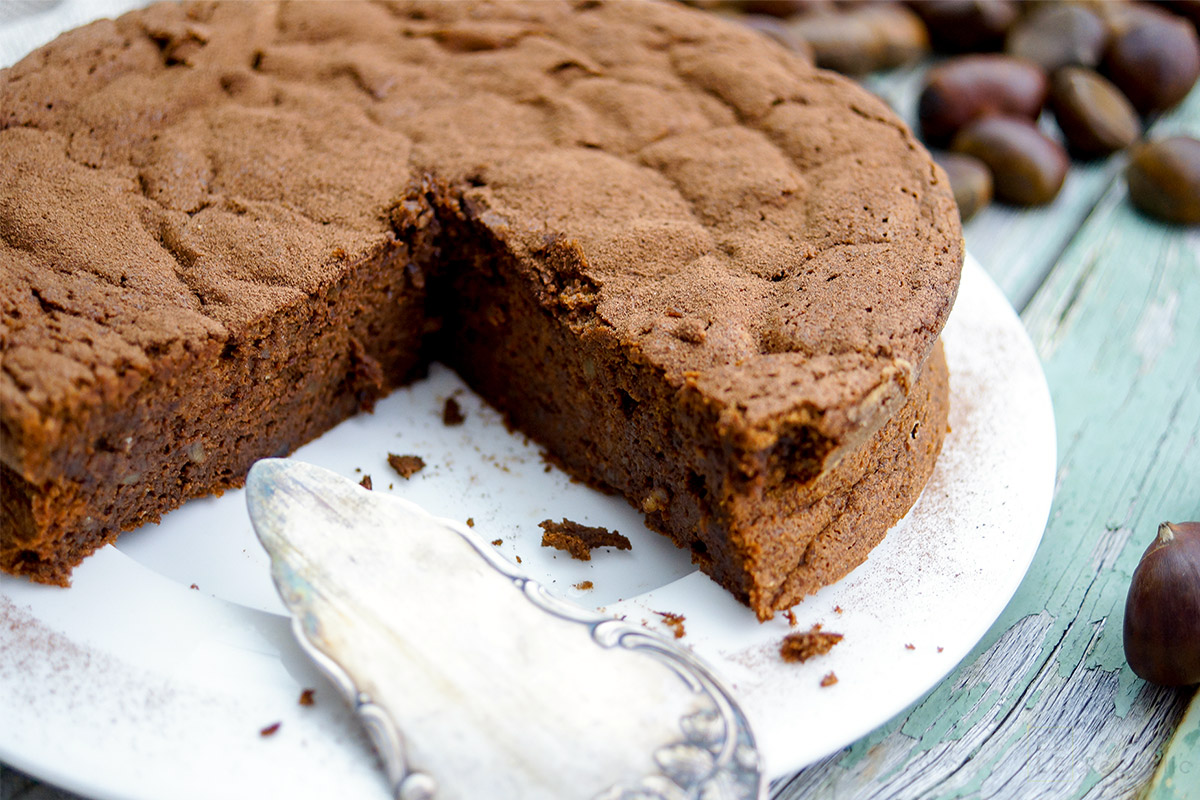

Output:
xmin=1072 ymin=768 xmax=1103 ymax=799
xmin=1147 ymin=692 xmax=1200 ymax=800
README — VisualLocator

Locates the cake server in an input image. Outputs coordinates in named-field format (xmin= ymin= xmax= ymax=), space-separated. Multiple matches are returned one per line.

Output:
xmin=245 ymin=458 xmax=764 ymax=800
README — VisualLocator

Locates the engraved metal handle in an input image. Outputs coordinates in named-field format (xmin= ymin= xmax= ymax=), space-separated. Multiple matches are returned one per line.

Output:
xmin=246 ymin=458 xmax=764 ymax=800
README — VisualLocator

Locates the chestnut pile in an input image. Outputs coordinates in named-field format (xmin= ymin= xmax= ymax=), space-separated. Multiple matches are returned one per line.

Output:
xmin=699 ymin=1 xmax=1200 ymax=224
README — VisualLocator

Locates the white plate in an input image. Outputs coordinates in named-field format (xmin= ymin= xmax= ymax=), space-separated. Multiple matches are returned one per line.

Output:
xmin=0 ymin=254 xmax=1055 ymax=799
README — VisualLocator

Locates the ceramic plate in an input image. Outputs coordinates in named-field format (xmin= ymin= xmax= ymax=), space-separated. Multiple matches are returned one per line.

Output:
xmin=0 ymin=254 xmax=1055 ymax=799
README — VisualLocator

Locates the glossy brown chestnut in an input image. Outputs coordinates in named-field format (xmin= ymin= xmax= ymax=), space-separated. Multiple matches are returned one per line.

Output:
xmin=1125 ymin=137 xmax=1200 ymax=225
xmin=1158 ymin=1 xmax=1200 ymax=32
xmin=951 ymin=116 xmax=1068 ymax=206
xmin=918 ymin=55 xmax=1049 ymax=146
xmin=736 ymin=14 xmax=815 ymax=62
xmin=741 ymin=0 xmax=815 ymax=19
xmin=1050 ymin=67 xmax=1141 ymax=159
xmin=1123 ymin=521 xmax=1200 ymax=686
xmin=784 ymin=6 xmax=930 ymax=76
xmin=910 ymin=0 xmax=1019 ymax=54
xmin=1103 ymin=11 xmax=1200 ymax=115
xmin=933 ymin=151 xmax=993 ymax=221
xmin=1006 ymin=4 xmax=1108 ymax=73
xmin=858 ymin=4 xmax=930 ymax=71
xmin=787 ymin=11 xmax=885 ymax=75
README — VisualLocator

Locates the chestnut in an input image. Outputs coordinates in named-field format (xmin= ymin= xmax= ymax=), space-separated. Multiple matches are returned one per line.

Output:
xmin=950 ymin=116 xmax=1068 ymax=206
xmin=1006 ymin=4 xmax=1109 ymax=74
xmin=1126 ymin=137 xmax=1200 ymax=225
xmin=1050 ymin=67 xmax=1141 ymax=160
xmin=1123 ymin=521 xmax=1200 ymax=686
xmin=918 ymin=55 xmax=1049 ymax=147
xmin=1103 ymin=10 xmax=1200 ymax=115
xmin=933 ymin=151 xmax=993 ymax=221
xmin=909 ymin=0 xmax=1020 ymax=54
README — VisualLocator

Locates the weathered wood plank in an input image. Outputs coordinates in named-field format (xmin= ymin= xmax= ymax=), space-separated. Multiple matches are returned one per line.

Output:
xmin=771 ymin=101 xmax=1200 ymax=799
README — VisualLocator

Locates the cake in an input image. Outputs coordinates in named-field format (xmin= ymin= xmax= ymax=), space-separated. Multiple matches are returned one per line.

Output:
xmin=539 ymin=519 xmax=633 ymax=561
xmin=0 ymin=0 xmax=962 ymax=620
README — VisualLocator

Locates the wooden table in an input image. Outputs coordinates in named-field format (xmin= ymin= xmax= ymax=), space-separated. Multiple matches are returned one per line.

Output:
xmin=2 ymin=13 xmax=1198 ymax=800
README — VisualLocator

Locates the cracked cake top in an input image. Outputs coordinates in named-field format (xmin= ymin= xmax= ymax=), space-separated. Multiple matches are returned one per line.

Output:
xmin=0 ymin=0 xmax=962 ymax=465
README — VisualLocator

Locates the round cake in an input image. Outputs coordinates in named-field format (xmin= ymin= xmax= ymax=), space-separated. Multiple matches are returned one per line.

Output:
xmin=0 ymin=0 xmax=962 ymax=619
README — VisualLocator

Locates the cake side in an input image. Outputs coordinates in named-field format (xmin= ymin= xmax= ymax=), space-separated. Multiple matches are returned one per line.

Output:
xmin=431 ymin=199 xmax=950 ymax=619
xmin=737 ymin=341 xmax=950 ymax=617
xmin=1 ymin=231 xmax=431 ymax=583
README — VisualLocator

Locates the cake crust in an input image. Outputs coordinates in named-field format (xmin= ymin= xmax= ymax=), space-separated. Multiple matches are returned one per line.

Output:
xmin=0 ymin=0 xmax=961 ymax=615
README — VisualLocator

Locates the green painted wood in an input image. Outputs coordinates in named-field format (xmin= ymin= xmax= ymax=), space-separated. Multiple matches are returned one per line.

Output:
xmin=1146 ymin=690 xmax=1200 ymax=800
xmin=771 ymin=91 xmax=1200 ymax=798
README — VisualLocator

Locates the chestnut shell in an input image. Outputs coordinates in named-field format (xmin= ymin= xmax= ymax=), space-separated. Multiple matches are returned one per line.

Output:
xmin=1122 ymin=521 xmax=1200 ymax=686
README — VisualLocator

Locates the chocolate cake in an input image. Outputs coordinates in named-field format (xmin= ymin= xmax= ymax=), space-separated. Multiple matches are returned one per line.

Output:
xmin=0 ymin=0 xmax=962 ymax=619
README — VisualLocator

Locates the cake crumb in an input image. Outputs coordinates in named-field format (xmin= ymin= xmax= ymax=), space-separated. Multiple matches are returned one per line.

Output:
xmin=780 ymin=625 xmax=843 ymax=663
xmin=359 ymin=474 xmax=373 ymax=490
xmin=442 ymin=397 xmax=466 ymax=426
xmin=189 ymin=584 xmax=199 ymax=590
xmin=834 ymin=606 xmax=844 ymax=614
xmin=467 ymin=518 xmax=475 ymax=528
xmin=387 ymin=453 xmax=425 ymax=478
xmin=938 ymin=646 xmax=944 ymax=653
xmin=905 ymin=643 xmax=916 ymax=650
xmin=515 ymin=555 xmax=522 ymax=563
xmin=260 ymin=722 xmax=281 ymax=737
xmin=539 ymin=519 xmax=631 ymax=561
xmin=575 ymin=580 xmax=594 ymax=591
xmin=783 ymin=609 xmax=798 ymax=627
xmin=820 ymin=672 xmax=838 ymax=687
xmin=299 ymin=688 xmax=315 ymax=706
xmin=656 ymin=611 xmax=686 ymax=639
xmin=491 ymin=539 xmax=503 ymax=546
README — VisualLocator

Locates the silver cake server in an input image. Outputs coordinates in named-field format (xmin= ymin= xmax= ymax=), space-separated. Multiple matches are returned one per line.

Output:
xmin=245 ymin=458 xmax=764 ymax=800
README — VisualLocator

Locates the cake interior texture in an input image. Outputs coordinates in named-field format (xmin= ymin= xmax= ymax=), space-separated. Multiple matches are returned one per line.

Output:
xmin=0 ymin=0 xmax=962 ymax=620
